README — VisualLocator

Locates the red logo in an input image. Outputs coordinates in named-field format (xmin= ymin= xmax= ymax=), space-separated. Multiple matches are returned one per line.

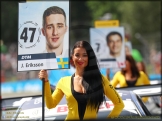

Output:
xmin=57 ymin=106 xmax=68 ymax=112
xmin=117 ymin=62 xmax=125 ymax=68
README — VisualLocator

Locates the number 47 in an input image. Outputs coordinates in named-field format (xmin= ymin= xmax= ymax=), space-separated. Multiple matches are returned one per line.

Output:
xmin=20 ymin=27 xmax=36 ymax=43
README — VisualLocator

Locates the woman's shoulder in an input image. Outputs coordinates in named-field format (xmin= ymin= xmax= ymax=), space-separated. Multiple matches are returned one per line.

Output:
xmin=60 ymin=76 xmax=72 ymax=81
xmin=139 ymin=71 xmax=145 ymax=76
xmin=101 ymin=74 xmax=108 ymax=80
xmin=62 ymin=76 xmax=72 ymax=79
xmin=114 ymin=71 xmax=122 ymax=76
xmin=139 ymin=71 xmax=148 ymax=79
xmin=56 ymin=76 xmax=72 ymax=88
xmin=101 ymin=74 xmax=110 ymax=84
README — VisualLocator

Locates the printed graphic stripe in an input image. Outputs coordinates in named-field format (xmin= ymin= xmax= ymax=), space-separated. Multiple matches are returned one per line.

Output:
xmin=18 ymin=53 xmax=56 ymax=61
xmin=100 ymin=58 xmax=116 ymax=61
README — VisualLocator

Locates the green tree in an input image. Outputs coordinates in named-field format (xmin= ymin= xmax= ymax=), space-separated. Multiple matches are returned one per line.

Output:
xmin=86 ymin=1 xmax=123 ymax=24
xmin=86 ymin=1 xmax=161 ymax=74
xmin=1 ymin=1 xmax=21 ymax=45
xmin=70 ymin=1 xmax=92 ymax=48
xmin=119 ymin=1 xmax=161 ymax=61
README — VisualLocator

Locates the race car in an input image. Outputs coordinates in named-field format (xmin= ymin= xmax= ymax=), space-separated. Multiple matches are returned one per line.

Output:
xmin=1 ymin=85 xmax=161 ymax=121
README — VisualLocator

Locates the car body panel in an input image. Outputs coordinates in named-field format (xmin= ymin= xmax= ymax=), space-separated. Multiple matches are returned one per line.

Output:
xmin=1 ymin=84 xmax=161 ymax=120
xmin=1 ymin=90 xmax=154 ymax=120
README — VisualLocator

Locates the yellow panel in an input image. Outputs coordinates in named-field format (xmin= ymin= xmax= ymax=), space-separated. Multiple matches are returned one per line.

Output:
xmin=95 ymin=20 xmax=119 ymax=28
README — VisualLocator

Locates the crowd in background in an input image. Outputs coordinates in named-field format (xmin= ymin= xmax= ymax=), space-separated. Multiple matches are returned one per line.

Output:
xmin=150 ymin=49 xmax=161 ymax=75
xmin=1 ymin=40 xmax=161 ymax=82
xmin=1 ymin=41 xmax=39 ymax=82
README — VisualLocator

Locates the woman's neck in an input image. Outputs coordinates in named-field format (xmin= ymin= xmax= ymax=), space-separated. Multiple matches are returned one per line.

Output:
xmin=126 ymin=70 xmax=132 ymax=74
xmin=75 ymin=68 xmax=84 ymax=77
xmin=125 ymin=69 xmax=132 ymax=77
xmin=125 ymin=69 xmax=137 ymax=80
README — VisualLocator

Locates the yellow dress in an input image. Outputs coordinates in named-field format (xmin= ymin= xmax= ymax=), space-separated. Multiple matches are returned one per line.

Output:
xmin=111 ymin=71 xmax=150 ymax=102
xmin=44 ymin=75 xmax=124 ymax=120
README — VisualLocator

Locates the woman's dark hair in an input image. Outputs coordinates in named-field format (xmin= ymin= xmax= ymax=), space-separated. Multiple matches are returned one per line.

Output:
xmin=71 ymin=40 xmax=104 ymax=112
xmin=121 ymin=55 xmax=140 ymax=78
xmin=137 ymin=61 xmax=148 ymax=76
xmin=42 ymin=6 xmax=66 ymax=27
xmin=106 ymin=31 xmax=123 ymax=43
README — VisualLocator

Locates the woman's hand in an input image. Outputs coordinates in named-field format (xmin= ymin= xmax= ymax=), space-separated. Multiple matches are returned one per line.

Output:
xmin=38 ymin=70 xmax=48 ymax=82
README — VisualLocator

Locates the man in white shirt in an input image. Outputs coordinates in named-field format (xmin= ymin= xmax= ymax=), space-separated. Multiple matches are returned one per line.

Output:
xmin=42 ymin=6 xmax=68 ymax=58
xmin=106 ymin=31 xmax=123 ymax=58
xmin=99 ymin=31 xmax=125 ymax=68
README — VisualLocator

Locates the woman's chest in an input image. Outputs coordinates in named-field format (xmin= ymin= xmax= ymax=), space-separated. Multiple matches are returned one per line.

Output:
xmin=119 ymin=76 xmax=144 ymax=86
xmin=61 ymin=81 xmax=76 ymax=102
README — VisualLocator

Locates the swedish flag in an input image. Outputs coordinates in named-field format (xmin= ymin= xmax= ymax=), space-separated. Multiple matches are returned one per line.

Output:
xmin=57 ymin=58 xmax=69 ymax=68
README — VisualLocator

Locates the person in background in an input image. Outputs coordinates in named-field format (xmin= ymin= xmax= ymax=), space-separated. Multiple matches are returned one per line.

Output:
xmin=131 ymin=49 xmax=148 ymax=76
xmin=1 ymin=40 xmax=7 ymax=54
xmin=125 ymin=45 xmax=131 ymax=55
xmin=136 ymin=61 xmax=148 ymax=76
xmin=104 ymin=32 xmax=125 ymax=80
xmin=111 ymin=54 xmax=150 ymax=102
xmin=150 ymin=49 xmax=161 ymax=74
xmin=39 ymin=40 xmax=124 ymax=120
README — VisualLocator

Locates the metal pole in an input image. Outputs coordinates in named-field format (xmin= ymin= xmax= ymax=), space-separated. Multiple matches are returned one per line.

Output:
xmin=42 ymin=78 xmax=45 ymax=121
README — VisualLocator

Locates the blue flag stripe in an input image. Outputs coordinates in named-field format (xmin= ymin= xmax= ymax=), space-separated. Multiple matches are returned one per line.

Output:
xmin=56 ymin=58 xmax=69 ymax=62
